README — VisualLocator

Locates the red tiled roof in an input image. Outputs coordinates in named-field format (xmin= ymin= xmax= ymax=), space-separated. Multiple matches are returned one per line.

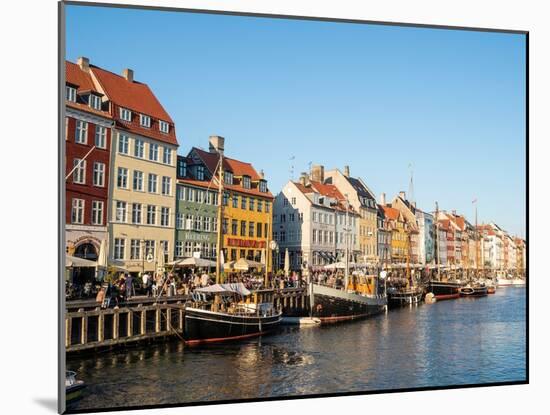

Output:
xmin=309 ymin=181 xmax=344 ymax=201
xmin=66 ymin=61 xmax=97 ymax=93
xmin=192 ymin=148 xmax=263 ymax=180
xmin=66 ymin=100 xmax=112 ymax=119
xmin=90 ymin=65 xmax=173 ymax=122
xmin=381 ymin=205 xmax=400 ymax=221
xmin=438 ymin=219 xmax=450 ymax=231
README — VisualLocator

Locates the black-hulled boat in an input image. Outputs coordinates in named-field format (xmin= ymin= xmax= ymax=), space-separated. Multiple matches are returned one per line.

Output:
xmin=309 ymin=282 xmax=386 ymax=323
xmin=427 ymin=280 xmax=462 ymax=300
xmin=184 ymin=284 xmax=282 ymax=345
xmin=387 ymin=286 xmax=424 ymax=308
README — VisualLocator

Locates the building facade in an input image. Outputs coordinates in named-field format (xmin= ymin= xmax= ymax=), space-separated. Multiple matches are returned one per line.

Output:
xmin=325 ymin=166 xmax=378 ymax=265
xmin=390 ymin=192 xmax=420 ymax=264
xmin=77 ymin=58 xmax=179 ymax=274
xmin=65 ymin=60 xmax=113 ymax=264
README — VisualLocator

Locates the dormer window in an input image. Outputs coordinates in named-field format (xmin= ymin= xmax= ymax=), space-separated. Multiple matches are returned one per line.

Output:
xmin=242 ymin=175 xmax=251 ymax=189
xmin=259 ymin=180 xmax=267 ymax=193
xmin=120 ymin=107 xmax=132 ymax=122
xmin=197 ymin=166 xmax=205 ymax=181
xmin=224 ymin=171 xmax=233 ymax=185
xmin=89 ymin=94 xmax=101 ymax=110
xmin=66 ymin=86 xmax=76 ymax=102
xmin=159 ymin=120 xmax=169 ymax=133
xmin=140 ymin=114 xmax=151 ymax=128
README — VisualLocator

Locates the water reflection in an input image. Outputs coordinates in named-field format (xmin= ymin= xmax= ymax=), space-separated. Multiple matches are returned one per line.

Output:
xmin=68 ymin=288 xmax=526 ymax=410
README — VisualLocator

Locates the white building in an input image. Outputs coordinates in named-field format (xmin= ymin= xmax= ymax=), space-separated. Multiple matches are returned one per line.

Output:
xmin=273 ymin=172 xmax=359 ymax=273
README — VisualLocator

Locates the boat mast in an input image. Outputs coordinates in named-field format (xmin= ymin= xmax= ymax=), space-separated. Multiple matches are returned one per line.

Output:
xmin=344 ymin=194 xmax=349 ymax=291
xmin=216 ymin=153 xmax=224 ymax=284
xmin=435 ymin=201 xmax=440 ymax=281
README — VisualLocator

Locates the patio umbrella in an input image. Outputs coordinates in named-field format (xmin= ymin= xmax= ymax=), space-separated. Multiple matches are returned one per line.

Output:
xmin=234 ymin=258 xmax=265 ymax=271
xmin=96 ymin=240 xmax=107 ymax=281
xmin=172 ymin=257 xmax=217 ymax=268
xmin=284 ymin=248 xmax=290 ymax=277
xmin=66 ymin=254 xmax=97 ymax=268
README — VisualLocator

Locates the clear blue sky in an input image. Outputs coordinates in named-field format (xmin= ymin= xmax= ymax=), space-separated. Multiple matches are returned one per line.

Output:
xmin=66 ymin=5 xmax=526 ymax=236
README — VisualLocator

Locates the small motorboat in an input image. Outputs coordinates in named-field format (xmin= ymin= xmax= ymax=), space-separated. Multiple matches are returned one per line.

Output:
xmin=66 ymin=371 xmax=86 ymax=403
xmin=281 ymin=316 xmax=321 ymax=326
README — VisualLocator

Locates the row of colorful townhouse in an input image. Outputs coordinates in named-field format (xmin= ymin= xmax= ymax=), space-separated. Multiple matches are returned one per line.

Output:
xmin=65 ymin=58 xmax=273 ymax=277
xmin=272 ymin=165 xmax=526 ymax=274
xmin=65 ymin=57 xmax=525 ymax=278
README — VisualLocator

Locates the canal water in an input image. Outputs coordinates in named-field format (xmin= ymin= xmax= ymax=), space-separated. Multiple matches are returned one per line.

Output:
xmin=67 ymin=287 xmax=526 ymax=411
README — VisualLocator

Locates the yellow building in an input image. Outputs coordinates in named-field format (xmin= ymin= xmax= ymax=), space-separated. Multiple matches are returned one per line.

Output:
xmin=90 ymin=63 xmax=179 ymax=274
xmin=188 ymin=137 xmax=274 ymax=271
xmin=382 ymin=205 xmax=408 ymax=264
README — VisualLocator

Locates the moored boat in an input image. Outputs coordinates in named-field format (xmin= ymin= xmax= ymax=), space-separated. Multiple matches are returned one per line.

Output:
xmin=497 ymin=277 xmax=526 ymax=287
xmin=184 ymin=284 xmax=282 ymax=345
xmin=428 ymin=280 xmax=462 ymax=300
xmin=309 ymin=282 xmax=386 ymax=323
xmin=387 ymin=286 xmax=424 ymax=308
xmin=459 ymin=283 xmax=488 ymax=297
xmin=66 ymin=371 xmax=86 ymax=403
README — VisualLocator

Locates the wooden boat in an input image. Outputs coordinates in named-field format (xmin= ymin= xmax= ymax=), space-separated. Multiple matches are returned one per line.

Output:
xmin=428 ymin=280 xmax=462 ymax=300
xmin=66 ymin=371 xmax=86 ymax=403
xmin=387 ymin=286 xmax=424 ymax=308
xmin=184 ymin=284 xmax=282 ymax=345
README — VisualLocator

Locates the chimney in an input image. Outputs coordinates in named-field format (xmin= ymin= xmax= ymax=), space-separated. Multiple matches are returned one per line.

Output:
xmin=343 ymin=165 xmax=350 ymax=177
xmin=208 ymin=135 xmax=225 ymax=155
xmin=411 ymin=201 xmax=417 ymax=209
xmin=299 ymin=172 xmax=309 ymax=186
xmin=380 ymin=192 xmax=386 ymax=206
xmin=399 ymin=191 xmax=406 ymax=200
xmin=452 ymin=210 xmax=457 ymax=216
xmin=122 ymin=68 xmax=134 ymax=83
xmin=259 ymin=169 xmax=265 ymax=179
xmin=77 ymin=56 xmax=90 ymax=72
xmin=310 ymin=165 xmax=324 ymax=183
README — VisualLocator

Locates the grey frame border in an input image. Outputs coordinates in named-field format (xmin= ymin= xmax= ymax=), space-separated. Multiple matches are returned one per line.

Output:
xmin=58 ymin=1 xmax=529 ymax=414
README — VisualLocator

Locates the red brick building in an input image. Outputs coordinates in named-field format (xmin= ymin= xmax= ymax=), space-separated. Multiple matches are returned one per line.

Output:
xmin=65 ymin=60 xmax=113 ymax=261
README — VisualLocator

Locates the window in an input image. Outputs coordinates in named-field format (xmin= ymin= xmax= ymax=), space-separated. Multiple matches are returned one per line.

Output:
xmin=116 ymin=167 xmax=128 ymax=189
xmin=114 ymin=238 xmax=125 ymax=260
xmin=130 ymin=239 xmax=141 ymax=260
xmin=280 ymin=231 xmax=286 ymax=242
xmin=291 ymin=197 xmax=296 ymax=206
xmin=89 ymin=94 xmax=101 ymax=110
xmin=197 ymin=165 xmax=205 ymax=180
xmin=133 ymin=170 xmax=143 ymax=191
xmin=66 ymin=86 xmax=76 ymax=102
xmin=144 ymin=240 xmax=155 ymax=259
xmin=71 ymin=199 xmax=84 ymax=224
xmin=249 ymin=198 xmax=255 ymax=211
xmin=184 ymin=241 xmax=192 ymax=257
xmin=249 ymin=222 xmax=255 ymax=237
xmin=197 ymin=190 xmax=204 ymax=203
xmin=243 ymin=176 xmax=251 ymax=189
xmin=266 ymin=202 xmax=270 ymax=213
xmin=146 ymin=205 xmax=156 ymax=225
xmin=94 ymin=126 xmax=106 ymax=148
xmin=240 ymin=221 xmax=246 ymax=237
xmin=241 ymin=196 xmax=247 ymax=209
xmin=313 ymin=212 xmax=318 ymax=222
xmin=149 ymin=143 xmax=158 ymax=161
xmin=140 ymin=114 xmax=151 ymax=127
xmin=120 ymin=108 xmax=132 ymax=121
xmin=299 ymin=213 xmax=303 ymax=221
xmin=160 ymin=207 xmax=170 ymax=227
xmin=91 ymin=201 xmax=103 ymax=225
xmin=224 ymin=171 xmax=233 ymax=185
xmin=92 ymin=162 xmax=104 ymax=187
xmin=131 ymin=203 xmax=142 ymax=224
xmin=232 ymin=195 xmax=238 ymax=208
xmin=187 ymin=188 xmax=194 ymax=202
xmin=162 ymin=147 xmax=172 ymax=165
xmin=176 ymin=213 xmax=184 ymax=229
xmin=259 ymin=180 xmax=267 ymax=193
xmin=161 ymin=176 xmax=171 ymax=195
xmin=222 ymin=218 xmax=228 ymax=234
xmin=284 ymin=198 xmax=288 ymax=206
xmin=194 ymin=215 xmax=201 ymax=231
xmin=115 ymin=201 xmax=127 ymax=223
xmin=273 ymin=231 xmax=278 ymax=242
xmin=118 ymin=134 xmax=129 ymax=154
xmin=204 ymin=216 xmax=211 ymax=232
xmin=159 ymin=120 xmax=169 ymax=133
xmin=290 ymin=213 xmax=295 ymax=222
xmin=185 ymin=214 xmax=193 ymax=230
xmin=72 ymin=159 xmax=86 ymax=184
xmin=75 ymin=120 xmax=88 ymax=144
xmin=231 ymin=219 xmax=238 ymax=236
xmin=257 ymin=200 xmax=263 ymax=212
xmin=256 ymin=223 xmax=262 ymax=238
xmin=175 ymin=241 xmax=184 ymax=258
xmin=280 ymin=214 xmax=286 ymax=223
xmin=134 ymin=139 xmax=144 ymax=158
xmin=148 ymin=173 xmax=158 ymax=193
xmin=222 ymin=192 xmax=229 ymax=206
xmin=313 ymin=230 xmax=317 ymax=244
xmin=177 ymin=158 xmax=186 ymax=177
